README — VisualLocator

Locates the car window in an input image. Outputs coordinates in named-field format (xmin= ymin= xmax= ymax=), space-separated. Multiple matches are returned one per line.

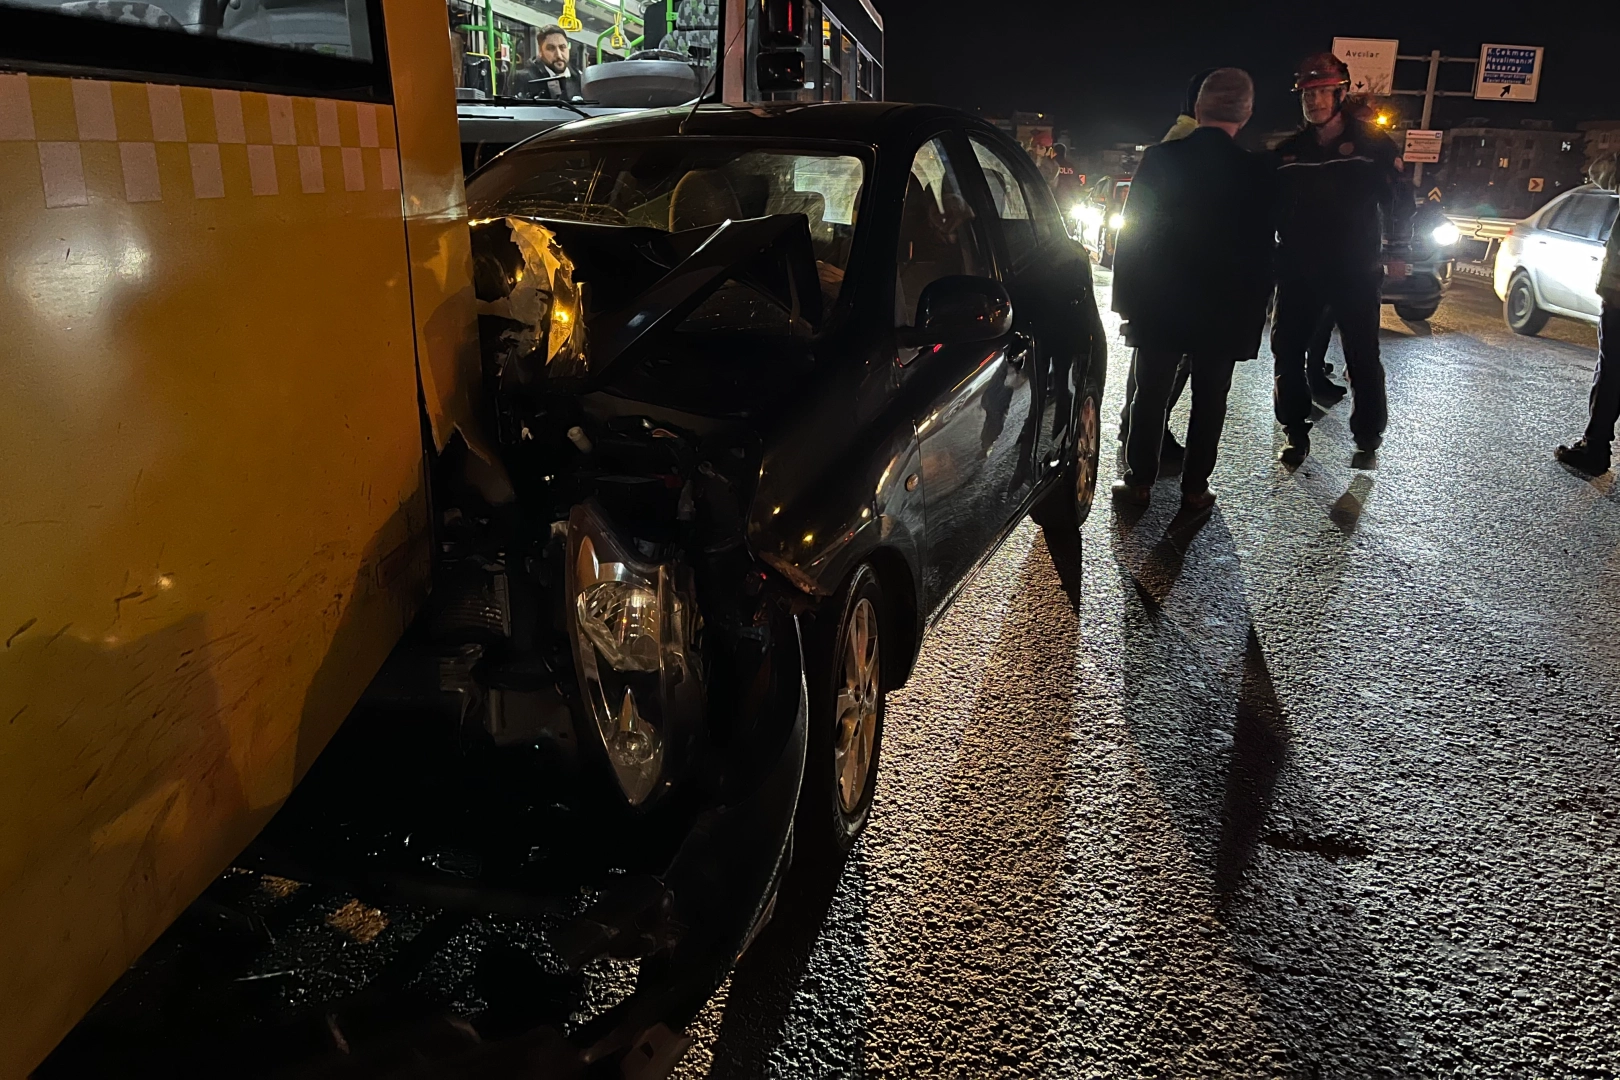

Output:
xmin=469 ymin=142 xmax=866 ymax=314
xmin=1547 ymin=194 xmax=1608 ymax=240
xmin=1541 ymin=196 xmax=1578 ymax=234
xmin=968 ymin=136 xmax=1046 ymax=267
xmin=895 ymin=137 xmax=988 ymax=327
xmin=1601 ymin=197 xmax=1619 ymax=244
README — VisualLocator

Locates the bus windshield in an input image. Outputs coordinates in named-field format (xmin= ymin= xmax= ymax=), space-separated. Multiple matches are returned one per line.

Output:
xmin=467 ymin=141 xmax=868 ymax=307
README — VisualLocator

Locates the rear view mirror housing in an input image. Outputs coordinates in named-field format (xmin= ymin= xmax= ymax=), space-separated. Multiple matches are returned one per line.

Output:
xmin=899 ymin=276 xmax=1013 ymax=347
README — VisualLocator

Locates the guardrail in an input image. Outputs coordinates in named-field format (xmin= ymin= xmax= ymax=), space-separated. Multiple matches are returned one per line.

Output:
xmin=1442 ymin=214 xmax=1523 ymax=283
xmin=1444 ymin=214 xmax=1520 ymax=242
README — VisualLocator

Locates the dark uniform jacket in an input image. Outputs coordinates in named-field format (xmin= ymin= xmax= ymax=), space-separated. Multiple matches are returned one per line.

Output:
xmin=1274 ymin=118 xmax=1414 ymax=278
xmin=1111 ymin=126 xmax=1277 ymax=360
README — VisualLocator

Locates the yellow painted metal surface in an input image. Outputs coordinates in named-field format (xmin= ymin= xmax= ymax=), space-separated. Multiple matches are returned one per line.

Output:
xmin=0 ymin=37 xmax=465 ymax=1072
xmin=384 ymin=0 xmax=490 ymax=463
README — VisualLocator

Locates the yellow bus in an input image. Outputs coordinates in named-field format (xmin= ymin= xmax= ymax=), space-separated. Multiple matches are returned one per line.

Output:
xmin=0 ymin=3 xmax=524 ymax=1072
xmin=0 ymin=0 xmax=897 ymax=1069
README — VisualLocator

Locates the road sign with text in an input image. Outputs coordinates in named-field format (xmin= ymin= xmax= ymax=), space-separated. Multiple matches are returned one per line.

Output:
xmin=1332 ymin=37 xmax=1398 ymax=96
xmin=1404 ymin=129 xmax=1443 ymax=164
xmin=1475 ymin=44 xmax=1543 ymax=102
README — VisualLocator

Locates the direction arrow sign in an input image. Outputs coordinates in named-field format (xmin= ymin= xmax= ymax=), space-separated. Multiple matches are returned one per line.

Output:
xmin=1475 ymin=44 xmax=1544 ymax=102
xmin=1333 ymin=37 xmax=1398 ymax=96
xmin=1404 ymin=129 xmax=1443 ymax=164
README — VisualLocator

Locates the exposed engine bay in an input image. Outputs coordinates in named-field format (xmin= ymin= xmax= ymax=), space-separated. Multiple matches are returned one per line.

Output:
xmin=452 ymin=212 xmax=826 ymax=810
xmin=257 ymin=215 xmax=826 ymax=937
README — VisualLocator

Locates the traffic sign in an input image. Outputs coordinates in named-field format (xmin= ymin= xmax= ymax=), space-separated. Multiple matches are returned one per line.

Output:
xmin=1427 ymin=188 xmax=1443 ymax=202
xmin=1528 ymin=177 xmax=1544 ymax=193
xmin=1404 ymin=129 xmax=1443 ymax=164
xmin=1475 ymin=44 xmax=1543 ymax=102
xmin=1333 ymin=37 xmax=1398 ymax=96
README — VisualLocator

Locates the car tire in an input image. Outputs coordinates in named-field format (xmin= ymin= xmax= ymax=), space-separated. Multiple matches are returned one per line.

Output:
xmin=794 ymin=563 xmax=886 ymax=877
xmin=1393 ymin=301 xmax=1440 ymax=321
xmin=1505 ymin=272 xmax=1550 ymax=336
xmin=1033 ymin=388 xmax=1101 ymax=537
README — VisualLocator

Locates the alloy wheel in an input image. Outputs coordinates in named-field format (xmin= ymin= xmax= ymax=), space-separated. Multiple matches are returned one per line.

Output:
xmin=833 ymin=597 xmax=880 ymax=815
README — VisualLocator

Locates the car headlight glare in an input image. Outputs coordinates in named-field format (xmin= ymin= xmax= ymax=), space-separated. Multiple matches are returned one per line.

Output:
xmin=1432 ymin=222 xmax=1460 ymax=246
xmin=566 ymin=504 xmax=703 ymax=805
xmin=1108 ymin=212 xmax=1125 ymax=231
xmin=1076 ymin=205 xmax=1105 ymax=228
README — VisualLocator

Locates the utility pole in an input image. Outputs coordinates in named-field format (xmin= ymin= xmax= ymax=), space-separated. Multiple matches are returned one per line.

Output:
xmin=1393 ymin=49 xmax=1478 ymax=188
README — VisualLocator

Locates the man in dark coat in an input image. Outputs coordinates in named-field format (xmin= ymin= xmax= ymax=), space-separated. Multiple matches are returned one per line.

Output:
xmin=1110 ymin=67 xmax=1276 ymax=512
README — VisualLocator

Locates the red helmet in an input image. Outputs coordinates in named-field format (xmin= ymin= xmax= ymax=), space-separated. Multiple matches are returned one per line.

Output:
xmin=1295 ymin=52 xmax=1351 ymax=92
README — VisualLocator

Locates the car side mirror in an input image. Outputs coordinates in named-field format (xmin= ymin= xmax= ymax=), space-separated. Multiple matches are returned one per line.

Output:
xmin=901 ymin=276 xmax=1013 ymax=347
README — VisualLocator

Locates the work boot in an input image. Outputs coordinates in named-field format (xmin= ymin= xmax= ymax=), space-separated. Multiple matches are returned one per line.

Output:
xmin=1111 ymin=479 xmax=1152 ymax=506
xmin=1279 ymin=429 xmax=1310 ymax=466
xmin=1555 ymin=439 xmax=1611 ymax=475
xmin=1310 ymin=377 xmax=1348 ymax=405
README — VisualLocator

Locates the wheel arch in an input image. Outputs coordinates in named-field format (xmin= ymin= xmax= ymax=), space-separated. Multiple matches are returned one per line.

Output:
xmin=864 ymin=545 xmax=921 ymax=691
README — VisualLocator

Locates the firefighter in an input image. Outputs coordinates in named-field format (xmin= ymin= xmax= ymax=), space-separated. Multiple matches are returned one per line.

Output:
xmin=1271 ymin=53 xmax=1413 ymax=464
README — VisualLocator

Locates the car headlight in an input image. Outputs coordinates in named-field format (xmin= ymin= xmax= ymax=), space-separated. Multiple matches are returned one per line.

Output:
xmin=1432 ymin=222 xmax=1460 ymax=246
xmin=1108 ymin=213 xmax=1125 ymax=231
xmin=566 ymin=503 xmax=703 ymax=805
xmin=1075 ymin=204 xmax=1104 ymax=228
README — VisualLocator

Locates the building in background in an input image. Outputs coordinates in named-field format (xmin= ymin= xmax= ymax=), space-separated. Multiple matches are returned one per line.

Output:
xmin=1580 ymin=121 xmax=1620 ymax=172
xmin=1431 ymin=120 xmax=1585 ymax=217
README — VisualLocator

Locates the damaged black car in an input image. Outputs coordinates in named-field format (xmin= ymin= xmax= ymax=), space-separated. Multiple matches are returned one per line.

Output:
xmin=254 ymin=102 xmax=1107 ymax=1073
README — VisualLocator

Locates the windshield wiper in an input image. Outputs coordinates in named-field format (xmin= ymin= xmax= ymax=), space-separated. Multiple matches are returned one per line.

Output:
xmin=474 ymin=95 xmax=598 ymax=120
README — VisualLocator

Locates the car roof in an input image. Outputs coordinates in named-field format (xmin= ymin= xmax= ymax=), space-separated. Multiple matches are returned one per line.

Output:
xmin=521 ymin=101 xmax=1004 ymax=148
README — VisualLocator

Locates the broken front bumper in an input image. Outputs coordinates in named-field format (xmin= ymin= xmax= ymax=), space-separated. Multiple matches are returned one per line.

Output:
xmin=235 ymin=616 xmax=808 ymax=1078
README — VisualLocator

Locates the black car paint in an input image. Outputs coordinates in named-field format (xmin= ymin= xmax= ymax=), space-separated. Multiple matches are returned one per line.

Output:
xmin=253 ymin=104 xmax=1106 ymax=1076
xmin=1381 ymin=202 xmax=1456 ymax=312
xmin=476 ymin=104 xmax=1103 ymax=683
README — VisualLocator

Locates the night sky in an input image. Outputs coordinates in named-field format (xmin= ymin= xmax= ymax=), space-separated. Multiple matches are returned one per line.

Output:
xmin=875 ymin=0 xmax=1620 ymax=149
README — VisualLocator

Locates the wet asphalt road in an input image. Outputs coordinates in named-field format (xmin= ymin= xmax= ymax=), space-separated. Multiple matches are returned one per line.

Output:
xmin=672 ymin=275 xmax=1620 ymax=1079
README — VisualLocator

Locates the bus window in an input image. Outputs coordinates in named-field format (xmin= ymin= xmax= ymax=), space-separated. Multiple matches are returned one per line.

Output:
xmin=0 ymin=1 xmax=389 ymax=99
xmin=448 ymin=0 xmax=718 ymax=102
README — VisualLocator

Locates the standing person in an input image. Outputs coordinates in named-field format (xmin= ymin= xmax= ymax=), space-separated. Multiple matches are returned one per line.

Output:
xmin=1162 ymin=68 xmax=1218 ymax=143
xmin=1554 ymin=151 xmax=1620 ymax=474
xmin=1110 ymin=68 xmax=1276 ymax=512
xmin=1271 ymin=53 xmax=1413 ymax=464
xmin=1031 ymin=131 xmax=1060 ymax=189
xmin=1115 ymin=68 xmax=1219 ymax=459
xmin=1051 ymin=144 xmax=1086 ymax=207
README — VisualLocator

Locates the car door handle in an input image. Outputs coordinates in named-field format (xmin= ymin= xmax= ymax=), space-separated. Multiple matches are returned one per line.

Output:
xmin=1008 ymin=333 xmax=1033 ymax=369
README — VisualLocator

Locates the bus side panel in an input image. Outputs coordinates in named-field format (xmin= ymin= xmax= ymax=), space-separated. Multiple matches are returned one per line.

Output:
xmin=0 ymin=75 xmax=428 ymax=1076
xmin=383 ymin=0 xmax=485 ymax=458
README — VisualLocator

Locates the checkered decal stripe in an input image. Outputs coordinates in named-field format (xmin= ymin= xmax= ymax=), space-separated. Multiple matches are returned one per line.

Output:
xmin=0 ymin=73 xmax=400 ymax=208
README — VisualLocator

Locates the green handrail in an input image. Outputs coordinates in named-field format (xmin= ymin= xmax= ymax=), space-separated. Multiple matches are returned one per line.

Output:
xmin=455 ymin=0 xmax=513 ymax=97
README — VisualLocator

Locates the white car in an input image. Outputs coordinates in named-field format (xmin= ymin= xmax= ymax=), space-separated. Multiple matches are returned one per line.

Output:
xmin=1494 ymin=184 xmax=1619 ymax=335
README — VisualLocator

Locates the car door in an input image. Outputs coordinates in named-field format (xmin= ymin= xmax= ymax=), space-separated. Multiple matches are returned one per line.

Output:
xmin=1536 ymin=194 xmax=1602 ymax=314
xmin=967 ymin=132 xmax=1090 ymax=491
xmin=1567 ymin=193 xmax=1619 ymax=317
xmin=892 ymin=135 xmax=1027 ymax=617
